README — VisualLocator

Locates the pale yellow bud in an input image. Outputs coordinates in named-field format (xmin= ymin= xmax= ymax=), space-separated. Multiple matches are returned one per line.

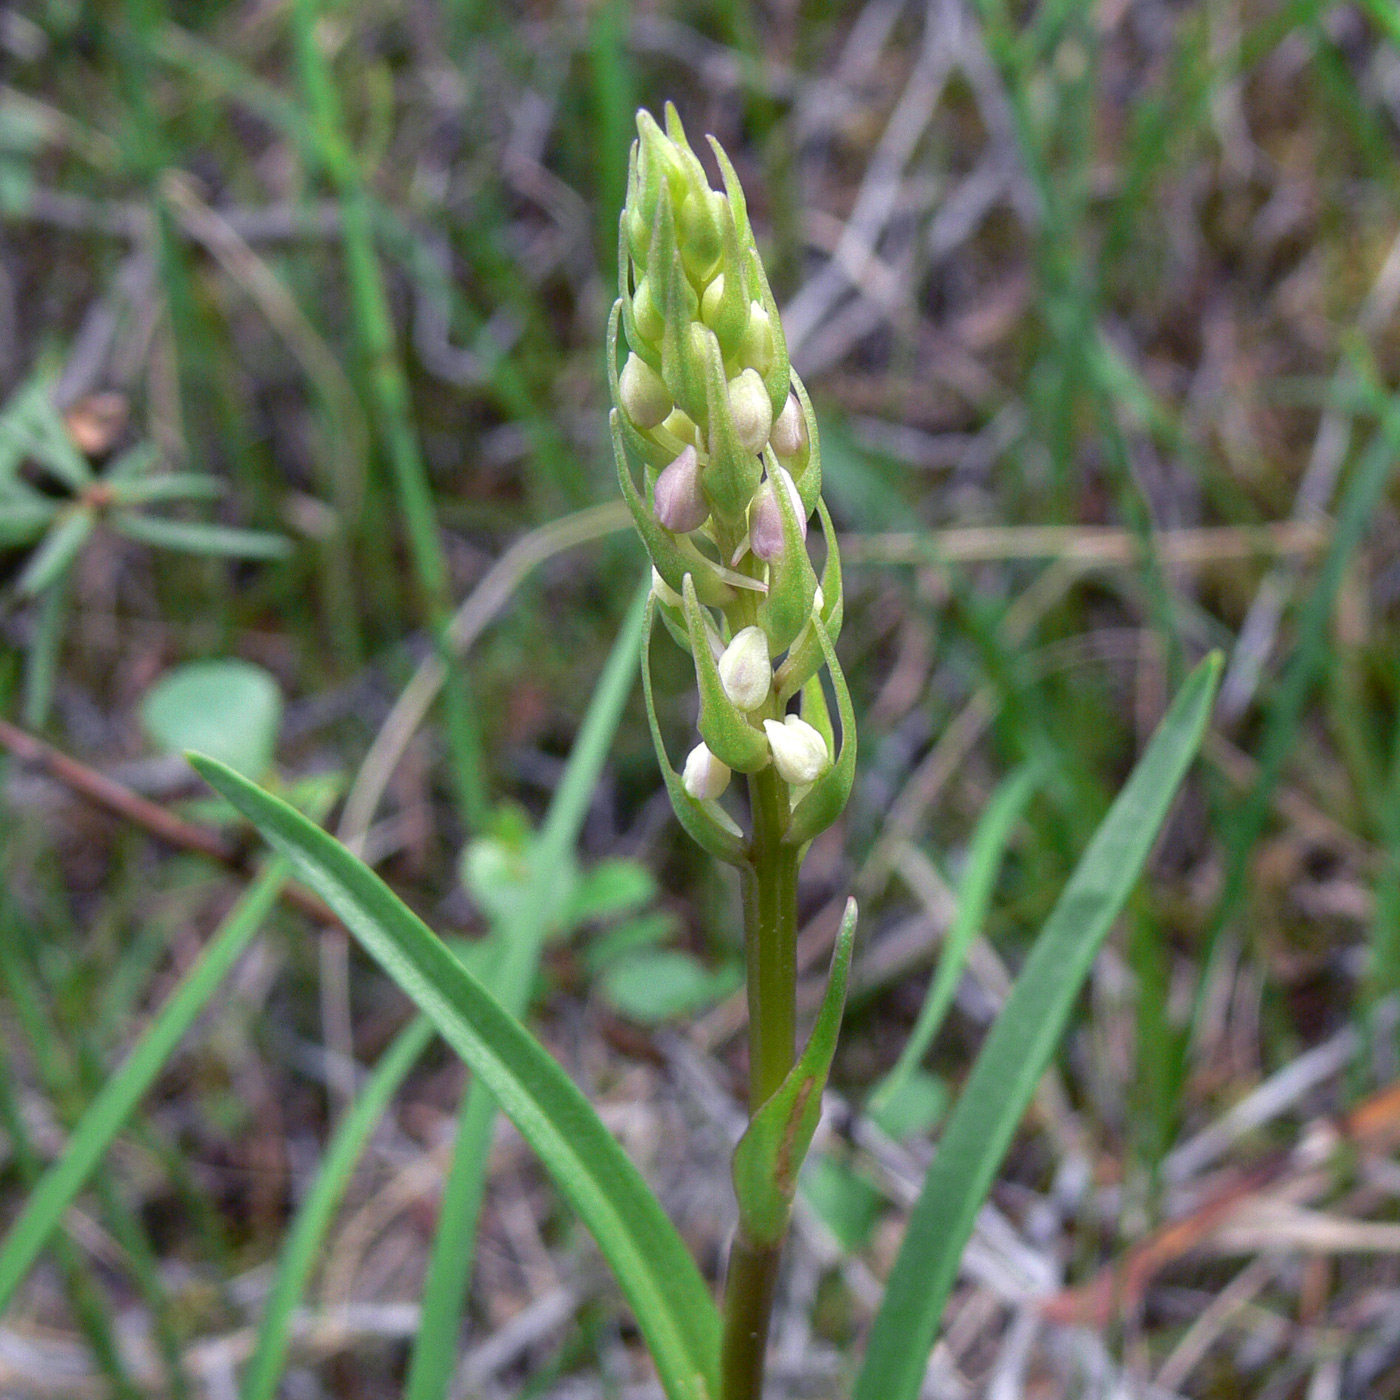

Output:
xmin=727 ymin=368 xmax=772 ymax=455
xmin=717 ymin=626 xmax=771 ymax=711
xmin=650 ymin=566 xmax=682 ymax=609
xmin=762 ymin=715 xmax=831 ymax=786
xmin=701 ymin=273 xmax=726 ymax=327
xmin=619 ymin=353 xmax=672 ymax=429
xmin=738 ymin=302 xmax=774 ymax=376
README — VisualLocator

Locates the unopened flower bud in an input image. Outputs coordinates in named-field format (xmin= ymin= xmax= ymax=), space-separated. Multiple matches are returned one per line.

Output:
xmin=701 ymin=273 xmax=726 ymax=327
xmin=763 ymin=715 xmax=831 ymax=786
xmin=717 ymin=626 xmax=771 ymax=711
xmin=650 ymin=566 xmax=682 ymax=608
xmin=619 ymin=353 xmax=672 ymax=429
xmin=632 ymin=276 xmax=664 ymax=343
xmin=653 ymin=446 xmax=708 ymax=533
xmin=750 ymin=467 xmax=807 ymax=561
xmin=738 ymin=302 xmax=774 ymax=376
xmin=727 ymin=369 xmax=772 ymax=455
xmin=682 ymin=742 xmax=731 ymax=800
xmin=771 ymin=392 xmax=807 ymax=460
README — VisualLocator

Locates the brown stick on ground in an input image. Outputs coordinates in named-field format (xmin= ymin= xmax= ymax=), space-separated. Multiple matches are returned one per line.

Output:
xmin=0 ymin=716 xmax=338 ymax=926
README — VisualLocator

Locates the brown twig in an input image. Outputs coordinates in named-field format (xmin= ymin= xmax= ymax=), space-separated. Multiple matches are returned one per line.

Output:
xmin=0 ymin=716 xmax=338 ymax=927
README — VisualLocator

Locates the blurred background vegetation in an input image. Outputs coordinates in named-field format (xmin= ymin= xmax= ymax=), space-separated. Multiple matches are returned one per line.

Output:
xmin=4 ymin=0 xmax=1400 ymax=1395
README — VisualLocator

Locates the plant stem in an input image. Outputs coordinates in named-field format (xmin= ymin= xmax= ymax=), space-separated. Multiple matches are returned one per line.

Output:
xmin=721 ymin=763 xmax=799 ymax=1400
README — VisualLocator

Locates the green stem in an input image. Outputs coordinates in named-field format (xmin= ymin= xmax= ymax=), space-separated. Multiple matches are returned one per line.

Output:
xmin=721 ymin=763 xmax=798 ymax=1400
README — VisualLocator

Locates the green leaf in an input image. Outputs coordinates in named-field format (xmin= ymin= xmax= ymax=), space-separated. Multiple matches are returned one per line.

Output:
xmin=108 ymin=472 xmax=223 ymax=506
xmin=800 ymin=1152 xmax=882 ymax=1253
xmin=15 ymin=506 xmax=93 ymax=596
xmin=141 ymin=660 xmax=283 ymax=779
xmin=188 ymin=755 xmax=721 ymax=1400
xmin=732 ymin=899 xmax=857 ymax=1246
xmin=854 ymin=654 xmax=1221 ymax=1400
xmin=0 ymin=379 xmax=93 ymax=492
xmin=600 ymin=948 xmax=742 ymax=1023
xmin=0 ymin=863 xmax=287 ymax=1315
xmin=565 ymin=857 xmax=658 ymax=926
xmin=868 ymin=1069 xmax=948 ymax=1142
xmin=868 ymin=764 xmax=1040 ymax=1128
xmin=112 ymin=514 xmax=292 ymax=559
xmin=0 ymin=497 xmax=56 ymax=547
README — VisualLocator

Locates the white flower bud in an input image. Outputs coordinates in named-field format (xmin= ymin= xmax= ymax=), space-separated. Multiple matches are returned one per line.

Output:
xmin=653 ymin=445 xmax=708 ymax=533
xmin=717 ymin=626 xmax=771 ymax=711
xmin=749 ymin=467 xmax=807 ymax=561
xmin=762 ymin=715 xmax=831 ymax=786
xmin=770 ymin=392 xmax=807 ymax=460
xmin=701 ymin=273 xmax=726 ymax=327
xmin=726 ymin=368 xmax=773 ymax=455
xmin=650 ymin=566 xmax=682 ymax=608
xmin=812 ymin=584 xmax=825 ymax=612
xmin=619 ymin=353 xmax=672 ymax=429
xmin=738 ymin=302 xmax=774 ymax=376
xmin=682 ymin=742 xmax=731 ymax=800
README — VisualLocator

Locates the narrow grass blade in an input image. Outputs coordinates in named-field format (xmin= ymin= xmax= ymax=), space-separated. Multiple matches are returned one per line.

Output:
xmin=404 ymin=578 xmax=648 ymax=1400
xmin=0 ymin=862 xmax=288 ymax=1313
xmin=854 ymin=653 xmax=1220 ymax=1400
xmin=240 ymin=1015 xmax=435 ymax=1400
xmin=189 ymin=754 xmax=721 ymax=1400
xmin=868 ymin=764 xmax=1039 ymax=1124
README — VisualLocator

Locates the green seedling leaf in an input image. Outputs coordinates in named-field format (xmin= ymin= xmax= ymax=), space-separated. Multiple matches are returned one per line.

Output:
xmin=104 ymin=444 xmax=160 ymax=481
xmin=565 ymin=857 xmax=658 ymax=926
xmin=868 ymin=1069 xmax=948 ymax=1142
xmin=641 ymin=597 xmax=745 ymax=866
xmin=800 ymin=1152 xmax=883 ymax=1253
xmin=0 ymin=378 xmax=93 ymax=491
xmin=855 ymin=654 xmax=1221 ymax=1400
xmin=785 ymin=617 xmax=856 ymax=847
xmin=682 ymin=573 xmax=770 ymax=773
xmin=586 ymin=911 xmax=679 ymax=974
xmin=141 ymin=659 xmax=283 ymax=779
xmin=601 ymin=948 xmax=741 ymax=1023
xmin=108 ymin=473 xmax=223 ymax=506
xmin=15 ymin=506 xmax=93 ymax=596
xmin=112 ymin=514 xmax=292 ymax=559
xmin=188 ymin=755 xmax=721 ymax=1400
xmin=0 ymin=497 xmax=56 ymax=547
xmin=732 ymin=899 xmax=857 ymax=1246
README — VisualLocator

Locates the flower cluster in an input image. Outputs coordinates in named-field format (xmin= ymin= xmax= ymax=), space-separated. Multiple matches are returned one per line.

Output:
xmin=609 ymin=106 xmax=853 ymax=854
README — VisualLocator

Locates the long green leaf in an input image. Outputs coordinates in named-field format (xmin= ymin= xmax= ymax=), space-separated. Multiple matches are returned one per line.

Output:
xmin=854 ymin=653 xmax=1220 ymax=1400
xmin=189 ymin=754 xmax=721 ymax=1400
xmin=0 ymin=862 xmax=287 ymax=1313
xmin=112 ymin=513 xmax=292 ymax=559
xmin=404 ymin=578 xmax=648 ymax=1400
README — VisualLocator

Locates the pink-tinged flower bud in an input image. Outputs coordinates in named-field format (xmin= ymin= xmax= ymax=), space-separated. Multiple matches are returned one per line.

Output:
xmin=682 ymin=742 xmax=731 ymax=800
xmin=762 ymin=715 xmax=831 ymax=785
xmin=727 ymin=368 xmax=772 ymax=455
xmin=737 ymin=302 xmax=774 ymax=376
xmin=653 ymin=445 xmax=708 ymax=533
xmin=749 ymin=467 xmax=807 ymax=561
xmin=717 ymin=626 xmax=771 ymax=711
xmin=619 ymin=353 xmax=672 ymax=429
xmin=770 ymin=392 xmax=806 ymax=461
